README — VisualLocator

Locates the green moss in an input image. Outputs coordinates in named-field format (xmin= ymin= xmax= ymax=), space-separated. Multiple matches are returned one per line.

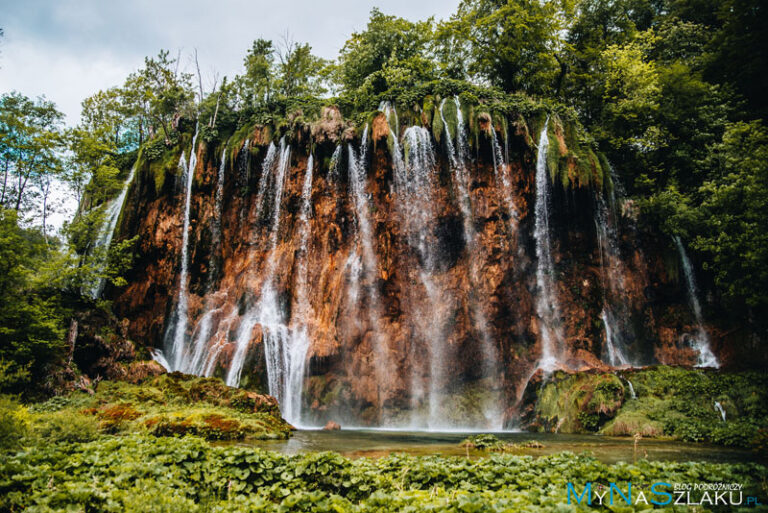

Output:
xmin=533 ymin=372 xmax=625 ymax=433
xmin=25 ymin=374 xmax=291 ymax=443
xmin=527 ymin=366 xmax=768 ymax=448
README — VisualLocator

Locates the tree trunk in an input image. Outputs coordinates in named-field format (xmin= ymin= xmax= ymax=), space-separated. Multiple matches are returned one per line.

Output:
xmin=0 ymin=159 xmax=9 ymax=206
xmin=67 ymin=318 xmax=79 ymax=366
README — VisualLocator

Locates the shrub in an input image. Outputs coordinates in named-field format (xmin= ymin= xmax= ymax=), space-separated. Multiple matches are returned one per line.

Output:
xmin=31 ymin=410 xmax=100 ymax=444
xmin=0 ymin=395 xmax=28 ymax=449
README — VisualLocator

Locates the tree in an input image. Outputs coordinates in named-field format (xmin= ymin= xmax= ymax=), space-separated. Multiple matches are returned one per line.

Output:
xmin=444 ymin=0 xmax=568 ymax=95
xmin=693 ymin=121 xmax=768 ymax=315
xmin=237 ymin=39 xmax=275 ymax=109
xmin=336 ymin=9 xmax=437 ymax=97
xmin=0 ymin=208 xmax=66 ymax=394
xmin=274 ymin=37 xmax=329 ymax=98
xmin=0 ymin=92 xmax=65 ymax=237
xmin=122 ymin=50 xmax=195 ymax=144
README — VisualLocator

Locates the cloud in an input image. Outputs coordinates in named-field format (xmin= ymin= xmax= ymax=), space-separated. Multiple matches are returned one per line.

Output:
xmin=0 ymin=0 xmax=459 ymax=123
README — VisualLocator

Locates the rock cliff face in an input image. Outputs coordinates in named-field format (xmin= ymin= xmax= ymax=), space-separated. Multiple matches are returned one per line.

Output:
xmin=107 ymin=100 xmax=741 ymax=429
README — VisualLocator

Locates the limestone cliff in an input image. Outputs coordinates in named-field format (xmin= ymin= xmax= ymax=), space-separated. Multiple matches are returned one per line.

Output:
xmin=104 ymin=98 xmax=751 ymax=429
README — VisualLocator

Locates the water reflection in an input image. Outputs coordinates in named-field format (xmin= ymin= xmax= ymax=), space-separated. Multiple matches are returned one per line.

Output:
xmin=239 ymin=430 xmax=755 ymax=464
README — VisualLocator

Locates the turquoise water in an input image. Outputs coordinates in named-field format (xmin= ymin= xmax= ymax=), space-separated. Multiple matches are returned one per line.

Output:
xmin=245 ymin=429 xmax=755 ymax=464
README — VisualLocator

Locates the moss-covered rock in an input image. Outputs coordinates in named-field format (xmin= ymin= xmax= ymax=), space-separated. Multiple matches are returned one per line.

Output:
xmin=26 ymin=373 xmax=292 ymax=442
xmin=521 ymin=366 xmax=768 ymax=448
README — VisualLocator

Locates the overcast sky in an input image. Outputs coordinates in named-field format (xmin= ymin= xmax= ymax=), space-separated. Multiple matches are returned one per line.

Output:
xmin=0 ymin=0 xmax=459 ymax=124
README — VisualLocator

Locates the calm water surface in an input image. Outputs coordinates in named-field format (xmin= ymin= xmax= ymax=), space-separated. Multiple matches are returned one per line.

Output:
xmin=244 ymin=429 xmax=755 ymax=464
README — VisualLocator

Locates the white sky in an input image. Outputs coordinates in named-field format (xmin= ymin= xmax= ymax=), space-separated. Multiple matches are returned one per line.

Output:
xmin=0 ymin=0 xmax=459 ymax=231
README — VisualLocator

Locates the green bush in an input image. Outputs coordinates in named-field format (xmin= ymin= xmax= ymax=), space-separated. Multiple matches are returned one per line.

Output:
xmin=31 ymin=410 xmax=100 ymax=444
xmin=0 ymin=396 xmax=28 ymax=449
xmin=0 ymin=435 xmax=765 ymax=512
xmin=460 ymin=434 xmax=502 ymax=449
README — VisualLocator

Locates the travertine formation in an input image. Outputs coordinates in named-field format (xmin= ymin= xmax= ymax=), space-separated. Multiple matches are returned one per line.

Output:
xmin=108 ymin=104 xmax=728 ymax=429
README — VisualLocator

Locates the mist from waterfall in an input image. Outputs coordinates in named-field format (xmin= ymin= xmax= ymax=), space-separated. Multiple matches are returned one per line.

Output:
xmin=674 ymin=236 xmax=719 ymax=368
xmin=533 ymin=119 xmax=564 ymax=370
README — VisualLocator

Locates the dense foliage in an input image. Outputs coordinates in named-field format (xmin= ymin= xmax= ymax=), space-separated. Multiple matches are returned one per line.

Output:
xmin=1 ymin=0 xmax=767 ymax=391
xmin=1 ymin=434 xmax=765 ymax=512
xmin=529 ymin=366 xmax=768 ymax=449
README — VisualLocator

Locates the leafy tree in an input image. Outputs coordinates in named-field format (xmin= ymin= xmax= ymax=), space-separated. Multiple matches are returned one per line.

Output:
xmin=693 ymin=122 xmax=768 ymax=314
xmin=274 ymin=39 xmax=329 ymax=98
xmin=122 ymin=50 xmax=195 ymax=144
xmin=702 ymin=0 xmax=768 ymax=118
xmin=80 ymin=87 xmax=139 ymax=152
xmin=444 ymin=0 xmax=568 ymax=95
xmin=0 ymin=92 xmax=65 ymax=239
xmin=237 ymin=39 xmax=275 ymax=109
xmin=0 ymin=209 xmax=66 ymax=394
xmin=336 ymin=9 xmax=437 ymax=99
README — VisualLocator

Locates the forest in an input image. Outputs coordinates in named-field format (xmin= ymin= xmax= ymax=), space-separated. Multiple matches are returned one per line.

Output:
xmin=1 ymin=0 xmax=767 ymax=510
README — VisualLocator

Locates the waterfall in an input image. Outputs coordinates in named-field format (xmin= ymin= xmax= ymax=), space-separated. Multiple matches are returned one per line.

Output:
xmin=673 ymin=236 xmax=719 ymax=368
xmin=207 ymin=149 xmax=227 ymax=287
xmin=88 ymin=163 xmax=137 ymax=298
xmin=294 ymin=155 xmax=314 ymax=318
xmin=150 ymin=348 xmax=171 ymax=372
xmin=165 ymin=125 xmax=200 ymax=371
xmin=441 ymin=98 xmax=502 ymax=428
xmin=714 ymin=401 xmax=726 ymax=422
xmin=226 ymin=139 xmax=290 ymax=388
xmin=284 ymin=154 xmax=315 ymax=427
xmin=225 ymin=139 xmax=313 ymax=426
xmin=441 ymin=98 xmax=473 ymax=240
xmin=595 ymin=191 xmax=634 ymax=366
xmin=181 ymin=149 xmax=229 ymax=375
xmin=533 ymin=118 xmax=564 ymax=370
xmin=348 ymin=127 xmax=379 ymax=301
xmin=490 ymin=118 xmax=517 ymax=222
xmin=627 ymin=379 xmax=636 ymax=399
xmin=602 ymin=309 xmax=629 ymax=366
xmin=400 ymin=126 xmax=446 ymax=428
xmin=347 ymin=126 xmax=390 ymax=419
xmin=329 ymin=145 xmax=342 ymax=181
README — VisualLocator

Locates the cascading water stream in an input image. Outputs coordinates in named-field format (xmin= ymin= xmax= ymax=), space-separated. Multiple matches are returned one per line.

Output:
xmin=673 ymin=236 xmax=719 ymax=368
xmin=602 ymin=309 xmax=628 ymax=366
xmin=183 ymin=149 xmax=228 ymax=375
xmin=89 ymin=163 xmax=137 ymax=298
xmin=164 ymin=125 xmax=199 ymax=371
xmin=225 ymin=139 xmax=314 ymax=425
xmin=329 ymin=146 xmax=342 ymax=181
xmin=226 ymin=139 xmax=289 ymax=388
xmin=401 ymin=126 xmax=447 ymax=428
xmin=595 ymin=192 xmax=633 ymax=367
xmin=282 ymin=154 xmax=315 ymax=427
xmin=489 ymin=118 xmax=517 ymax=223
xmin=714 ymin=401 xmax=726 ymax=422
xmin=533 ymin=118 xmax=565 ymax=370
xmin=347 ymin=126 xmax=391 ymax=422
xmin=440 ymin=98 xmax=502 ymax=428
xmin=627 ymin=379 xmax=637 ymax=399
